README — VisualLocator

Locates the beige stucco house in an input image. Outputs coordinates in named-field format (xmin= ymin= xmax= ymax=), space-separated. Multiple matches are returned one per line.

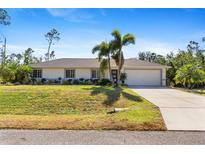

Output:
xmin=31 ymin=58 xmax=170 ymax=86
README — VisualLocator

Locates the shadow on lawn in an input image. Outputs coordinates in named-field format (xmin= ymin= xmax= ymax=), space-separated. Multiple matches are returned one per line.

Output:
xmin=83 ymin=86 xmax=142 ymax=106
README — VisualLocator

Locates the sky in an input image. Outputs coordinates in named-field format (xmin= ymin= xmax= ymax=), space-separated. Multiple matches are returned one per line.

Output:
xmin=1 ymin=8 xmax=205 ymax=59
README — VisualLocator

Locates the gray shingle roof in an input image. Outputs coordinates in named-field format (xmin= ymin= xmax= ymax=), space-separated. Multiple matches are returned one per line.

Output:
xmin=30 ymin=58 xmax=169 ymax=68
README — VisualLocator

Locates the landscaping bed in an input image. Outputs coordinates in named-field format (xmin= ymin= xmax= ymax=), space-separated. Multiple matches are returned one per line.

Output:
xmin=0 ymin=85 xmax=166 ymax=130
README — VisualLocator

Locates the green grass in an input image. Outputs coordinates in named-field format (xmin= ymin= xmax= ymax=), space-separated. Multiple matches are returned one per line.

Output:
xmin=176 ymin=87 xmax=205 ymax=96
xmin=189 ymin=89 xmax=205 ymax=96
xmin=0 ymin=85 xmax=166 ymax=130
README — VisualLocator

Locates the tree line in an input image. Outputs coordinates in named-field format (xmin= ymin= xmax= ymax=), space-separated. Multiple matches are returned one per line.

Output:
xmin=0 ymin=9 xmax=60 ymax=84
xmin=138 ymin=41 xmax=205 ymax=89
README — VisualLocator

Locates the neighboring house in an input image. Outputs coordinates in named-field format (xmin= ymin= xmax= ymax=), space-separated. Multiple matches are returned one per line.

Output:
xmin=31 ymin=58 xmax=170 ymax=86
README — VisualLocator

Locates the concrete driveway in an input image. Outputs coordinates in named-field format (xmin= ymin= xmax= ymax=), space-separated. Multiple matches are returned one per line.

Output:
xmin=129 ymin=86 xmax=205 ymax=131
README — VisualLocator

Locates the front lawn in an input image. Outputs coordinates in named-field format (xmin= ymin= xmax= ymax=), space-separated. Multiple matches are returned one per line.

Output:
xmin=0 ymin=85 xmax=166 ymax=130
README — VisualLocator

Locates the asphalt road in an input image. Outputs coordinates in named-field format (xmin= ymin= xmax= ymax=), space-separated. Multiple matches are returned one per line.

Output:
xmin=0 ymin=130 xmax=205 ymax=145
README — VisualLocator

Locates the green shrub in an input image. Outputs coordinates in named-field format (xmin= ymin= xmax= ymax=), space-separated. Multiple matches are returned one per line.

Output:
xmin=91 ymin=79 xmax=99 ymax=85
xmin=54 ymin=79 xmax=60 ymax=84
xmin=0 ymin=78 xmax=3 ymax=84
xmin=174 ymin=64 xmax=205 ymax=89
xmin=120 ymin=73 xmax=127 ymax=84
xmin=62 ymin=80 xmax=70 ymax=85
xmin=5 ymin=82 xmax=14 ymax=86
xmin=79 ymin=78 xmax=85 ymax=84
xmin=31 ymin=78 xmax=37 ymax=85
xmin=68 ymin=79 xmax=73 ymax=84
xmin=16 ymin=65 xmax=32 ymax=84
xmin=62 ymin=80 xmax=68 ymax=85
xmin=79 ymin=78 xmax=84 ymax=82
xmin=97 ymin=78 xmax=111 ymax=86
xmin=36 ymin=80 xmax=43 ymax=85
xmin=0 ymin=66 xmax=16 ymax=82
xmin=14 ymin=82 xmax=21 ymax=85
xmin=84 ymin=79 xmax=92 ymax=85
xmin=41 ymin=78 xmax=47 ymax=84
xmin=73 ymin=79 xmax=80 ymax=85
xmin=170 ymin=81 xmax=175 ymax=87
xmin=48 ymin=79 xmax=55 ymax=84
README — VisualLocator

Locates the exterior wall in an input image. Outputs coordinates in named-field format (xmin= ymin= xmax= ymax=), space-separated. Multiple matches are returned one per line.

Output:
xmin=102 ymin=69 xmax=109 ymax=79
xmin=42 ymin=68 xmax=92 ymax=79
xmin=41 ymin=68 xmax=109 ymax=79
xmin=42 ymin=68 xmax=64 ymax=79
xmin=39 ymin=67 xmax=167 ymax=86
xmin=75 ymin=68 xmax=109 ymax=79
xmin=162 ymin=68 xmax=166 ymax=86
xmin=75 ymin=69 xmax=91 ymax=79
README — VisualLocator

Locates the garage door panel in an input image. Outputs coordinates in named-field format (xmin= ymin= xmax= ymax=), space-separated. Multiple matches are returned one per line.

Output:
xmin=125 ymin=69 xmax=161 ymax=86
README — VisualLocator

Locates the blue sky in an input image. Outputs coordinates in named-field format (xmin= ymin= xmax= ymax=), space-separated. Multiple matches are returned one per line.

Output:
xmin=1 ymin=8 xmax=205 ymax=58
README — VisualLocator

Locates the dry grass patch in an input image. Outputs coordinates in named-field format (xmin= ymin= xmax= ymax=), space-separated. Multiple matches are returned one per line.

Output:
xmin=0 ymin=114 xmax=165 ymax=130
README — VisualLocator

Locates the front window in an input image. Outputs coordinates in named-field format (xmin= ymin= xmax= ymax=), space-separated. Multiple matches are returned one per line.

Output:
xmin=91 ymin=69 xmax=100 ymax=79
xmin=32 ymin=69 xmax=42 ymax=78
xmin=65 ymin=69 xmax=75 ymax=78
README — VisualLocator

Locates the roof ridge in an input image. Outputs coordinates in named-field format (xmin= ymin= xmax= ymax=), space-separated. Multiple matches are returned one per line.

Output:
xmin=55 ymin=58 xmax=139 ymax=60
xmin=30 ymin=57 xmax=170 ymax=68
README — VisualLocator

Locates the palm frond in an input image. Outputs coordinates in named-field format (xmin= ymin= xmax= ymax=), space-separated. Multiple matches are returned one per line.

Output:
xmin=110 ymin=40 xmax=120 ymax=51
xmin=100 ymin=41 xmax=110 ymax=55
xmin=92 ymin=44 xmax=101 ymax=54
xmin=97 ymin=51 xmax=105 ymax=61
xmin=122 ymin=33 xmax=135 ymax=46
xmin=111 ymin=29 xmax=121 ymax=43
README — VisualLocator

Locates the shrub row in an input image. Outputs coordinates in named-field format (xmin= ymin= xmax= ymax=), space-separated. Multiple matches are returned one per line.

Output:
xmin=31 ymin=78 xmax=112 ymax=86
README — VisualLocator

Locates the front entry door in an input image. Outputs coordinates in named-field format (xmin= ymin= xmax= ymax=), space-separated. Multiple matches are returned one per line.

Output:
xmin=111 ymin=69 xmax=118 ymax=83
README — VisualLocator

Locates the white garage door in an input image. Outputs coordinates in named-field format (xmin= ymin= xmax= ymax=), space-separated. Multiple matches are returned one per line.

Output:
xmin=125 ymin=69 xmax=161 ymax=86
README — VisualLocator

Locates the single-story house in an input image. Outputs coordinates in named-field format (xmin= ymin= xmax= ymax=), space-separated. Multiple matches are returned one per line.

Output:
xmin=31 ymin=58 xmax=170 ymax=86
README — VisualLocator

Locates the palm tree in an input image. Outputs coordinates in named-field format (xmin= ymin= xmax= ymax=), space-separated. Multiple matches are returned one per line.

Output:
xmin=92 ymin=41 xmax=112 ymax=80
xmin=110 ymin=30 xmax=135 ymax=85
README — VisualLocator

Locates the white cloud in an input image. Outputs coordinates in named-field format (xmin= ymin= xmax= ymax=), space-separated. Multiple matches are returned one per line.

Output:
xmin=46 ymin=8 xmax=94 ymax=23
xmin=47 ymin=8 xmax=76 ymax=17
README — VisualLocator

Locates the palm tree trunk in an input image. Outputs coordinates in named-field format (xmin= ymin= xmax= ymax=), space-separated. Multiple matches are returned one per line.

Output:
xmin=108 ymin=54 xmax=112 ymax=81
xmin=118 ymin=49 xmax=122 ymax=86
